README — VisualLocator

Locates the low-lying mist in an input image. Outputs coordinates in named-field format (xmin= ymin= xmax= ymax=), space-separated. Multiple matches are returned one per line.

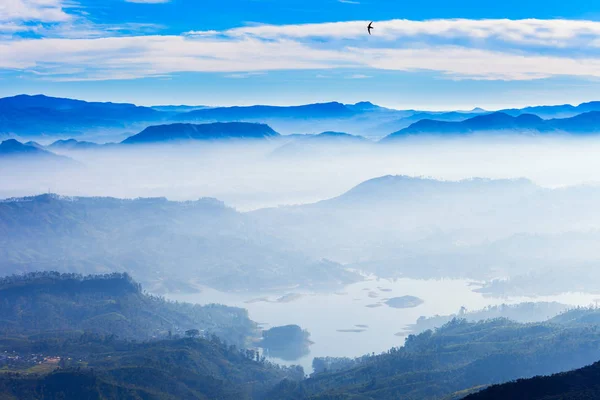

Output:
xmin=3 ymin=135 xmax=600 ymax=210
xmin=3 ymin=134 xmax=600 ymax=299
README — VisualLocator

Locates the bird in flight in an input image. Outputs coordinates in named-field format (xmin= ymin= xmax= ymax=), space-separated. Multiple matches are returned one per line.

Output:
xmin=367 ymin=21 xmax=374 ymax=35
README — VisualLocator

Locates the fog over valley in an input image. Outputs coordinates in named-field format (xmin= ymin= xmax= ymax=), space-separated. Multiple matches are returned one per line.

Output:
xmin=4 ymin=135 xmax=600 ymax=210
xmin=3 ymin=94 xmax=600 ymax=398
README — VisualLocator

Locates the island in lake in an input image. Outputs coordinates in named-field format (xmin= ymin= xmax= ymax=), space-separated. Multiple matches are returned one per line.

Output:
xmin=260 ymin=324 xmax=312 ymax=361
xmin=245 ymin=293 xmax=304 ymax=304
xmin=385 ymin=296 xmax=424 ymax=309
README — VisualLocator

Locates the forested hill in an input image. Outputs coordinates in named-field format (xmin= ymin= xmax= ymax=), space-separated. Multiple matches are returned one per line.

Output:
xmin=0 ymin=272 xmax=257 ymax=348
xmin=0 ymin=194 xmax=358 ymax=292
xmin=463 ymin=360 xmax=600 ymax=400
xmin=267 ymin=315 xmax=600 ymax=400
xmin=0 ymin=335 xmax=304 ymax=400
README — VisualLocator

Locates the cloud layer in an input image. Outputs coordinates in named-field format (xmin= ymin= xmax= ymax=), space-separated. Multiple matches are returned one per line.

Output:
xmin=0 ymin=0 xmax=71 ymax=23
xmin=3 ymin=9 xmax=600 ymax=81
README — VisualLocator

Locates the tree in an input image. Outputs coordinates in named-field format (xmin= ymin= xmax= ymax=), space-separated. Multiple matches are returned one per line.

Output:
xmin=185 ymin=329 xmax=200 ymax=338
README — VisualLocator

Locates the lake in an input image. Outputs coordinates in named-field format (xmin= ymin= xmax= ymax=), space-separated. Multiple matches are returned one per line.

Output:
xmin=167 ymin=277 xmax=600 ymax=372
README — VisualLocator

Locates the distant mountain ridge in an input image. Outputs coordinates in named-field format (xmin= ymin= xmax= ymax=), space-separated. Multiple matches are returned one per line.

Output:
xmin=122 ymin=122 xmax=280 ymax=144
xmin=329 ymin=175 xmax=537 ymax=203
xmin=5 ymin=94 xmax=600 ymax=139
xmin=0 ymin=139 xmax=75 ymax=164
xmin=49 ymin=138 xmax=102 ymax=150
xmin=176 ymin=101 xmax=356 ymax=121
xmin=0 ymin=193 xmax=359 ymax=292
xmin=0 ymin=94 xmax=163 ymax=136
xmin=501 ymin=100 xmax=600 ymax=118
xmin=0 ymin=94 xmax=156 ymax=113
xmin=270 ymin=131 xmax=369 ymax=157
xmin=0 ymin=139 xmax=49 ymax=156
xmin=383 ymin=111 xmax=600 ymax=139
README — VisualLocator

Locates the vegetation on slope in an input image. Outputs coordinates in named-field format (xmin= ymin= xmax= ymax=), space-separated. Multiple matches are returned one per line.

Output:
xmin=0 ymin=271 xmax=257 ymax=348
xmin=0 ymin=334 xmax=304 ymax=400
xmin=268 ymin=313 xmax=600 ymax=400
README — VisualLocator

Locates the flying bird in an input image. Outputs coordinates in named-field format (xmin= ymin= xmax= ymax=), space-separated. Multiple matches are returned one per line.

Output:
xmin=367 ymin=21 xmax=374 ymax=35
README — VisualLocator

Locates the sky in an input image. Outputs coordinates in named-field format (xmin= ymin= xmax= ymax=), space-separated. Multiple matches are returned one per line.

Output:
xmin=3 ymin=0 xmax=600 ymax=109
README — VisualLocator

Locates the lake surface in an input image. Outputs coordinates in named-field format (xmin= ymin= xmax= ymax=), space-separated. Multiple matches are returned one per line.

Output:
xmin=168 ymin=277 xmax=600 ymax=372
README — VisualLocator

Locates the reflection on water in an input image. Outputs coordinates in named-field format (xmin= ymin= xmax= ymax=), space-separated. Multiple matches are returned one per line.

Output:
xmin=167 ymin=276 xmax=600 ymax=372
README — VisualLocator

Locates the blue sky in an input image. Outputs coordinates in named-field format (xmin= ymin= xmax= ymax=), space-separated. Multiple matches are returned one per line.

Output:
xmin=2 ymin=0 xmax=600 ymax=109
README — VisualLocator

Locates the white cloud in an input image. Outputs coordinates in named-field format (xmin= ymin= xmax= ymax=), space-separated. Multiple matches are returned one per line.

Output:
xmin=346 ymin=74 xmax=371 ymax=79
xmin=0 ymin=0 xmax=71 ymax=23
xmin=212 ymin=18 xmax=600 ymax=48
xmin=4 ymin=18 xmax=600 ymax=81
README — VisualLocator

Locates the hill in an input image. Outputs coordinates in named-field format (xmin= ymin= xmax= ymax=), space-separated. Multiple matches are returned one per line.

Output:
xmin=0 ymin=139 xmax=75 ymax=165
xmin=267 ymin=312 xmax=600 ymax=400
xmin=501 ymin=100 xmax=600 ymax=119
xmin=0 ymin=194 xmax=359 ymax=292
xmin=122 ymin=122 xmax=280 ymax=144
xmin=1 ymin=139 xmax=55 ymax=157
xmin=382 ymin=112 xmax=553 ymax=139
xmin=249 ymin=175 xmax=600 ymax=294
xmin=0 ymin=271 xmax=257 ymax=348
xmin=270 ymin=131 xmax=369 ymax=157
xmin=463 ymin=360 xmax=600 ymax=400
xmin=0 ymin=335 xmax=304 ymax=400
xmin=382 ymin=111 xmax=600 ymax=139
xmin=0 ymin=94 xmax=163 ymax=136
xmin=378 ymin=111 xmax=485 ymax=133
xmin=550 ymin=111 xmax=600 ymax=133
xmin=48 ymin=138 xmax=101 ymax=150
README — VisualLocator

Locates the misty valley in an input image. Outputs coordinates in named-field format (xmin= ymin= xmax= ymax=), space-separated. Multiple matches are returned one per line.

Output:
xmin=3 ymin=94 xmax=600 ymax=399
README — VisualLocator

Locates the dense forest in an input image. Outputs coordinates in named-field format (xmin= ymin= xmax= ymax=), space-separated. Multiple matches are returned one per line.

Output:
xmin=268 ymin=314 xmax=600 ymax=399
xmin=0 ymin=271 xmax=257 ymax=348
xmin=0 ymin=334 xmax=304 ymax=400
xmin=464 ymin=360 xmax=600 ymax=400
xmin=261 ymin=325 xmax=313 ymax=361
xmin=408 ymin=302 xmax=571 ymax=333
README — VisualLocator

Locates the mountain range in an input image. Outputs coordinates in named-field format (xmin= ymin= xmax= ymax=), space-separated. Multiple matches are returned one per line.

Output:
xmin=0 ymin=193 xmax=359 ymax=293
xmin=501 ymin=101 xmax=600 ymax=119
xmin=122 ymin=122 xmax=280 ymax=144
xmin=6 ymin=94 xmax=600 ymax=140
xmin=48 ymin=138 xmax=102 ymax=150
xmin=176 ymin=101 xmax=357 ymax=121
xmin=4 ymin=175 xmax=600 ymax=296
xmin=382 ymin=111 xmax=600 ymax=139
xmin=0 ymin=139 xmax=75 ymax=165
xmin=0 ymin=94 xmax=162 ymax=136
xmin=270 ymin=131 xmax=369 ymax=157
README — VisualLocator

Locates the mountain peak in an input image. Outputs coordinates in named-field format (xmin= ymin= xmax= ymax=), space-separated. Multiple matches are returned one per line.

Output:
xmin=122 ymin=122 xmax=280 ymax=144
xmin=49 ymin=138 xmax=100 ymax=150
xmin=346 ymin=101 xmax=388 ymax=112
xmin=0 ymin=139 xmax=76 ymax=165
xmin=0 ymin=139 xmax=41 ymax=154
xmin=382 ymin=111 xmax=554 ymax=140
